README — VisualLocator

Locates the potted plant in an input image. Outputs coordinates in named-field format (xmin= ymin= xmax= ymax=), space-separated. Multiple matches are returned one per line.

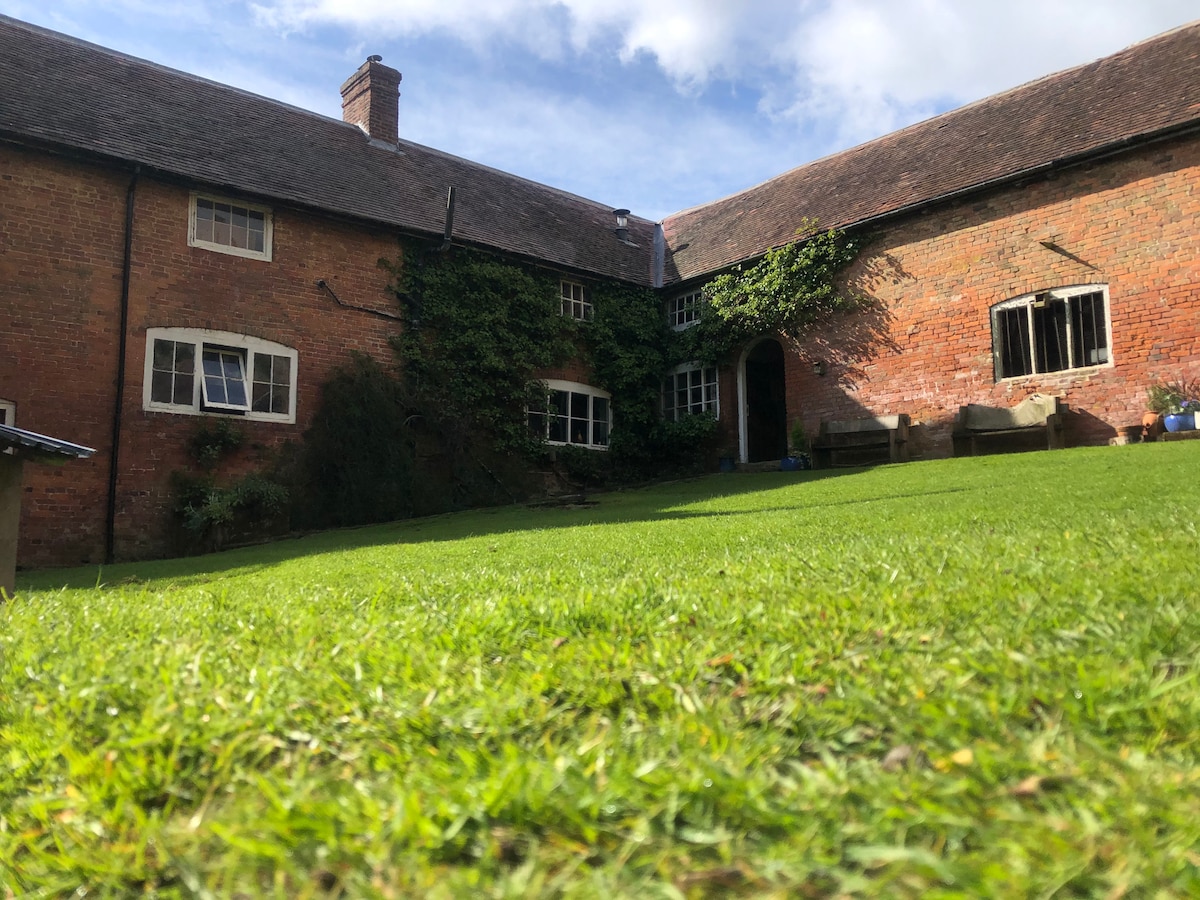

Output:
xmin=1147 ymin=379 xmax=1199 ymax=433
xmin=717 ymin=445 xmax=737 ymax=473
xmin=781 ymin=418 xmax=813 ymax=471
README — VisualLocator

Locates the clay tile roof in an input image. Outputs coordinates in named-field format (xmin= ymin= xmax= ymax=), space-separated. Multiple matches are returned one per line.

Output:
xmin=661 ymin=21 xmax=1200 ymax=285
xmin=3 ymin=15 xmax=1199 ymax=291
xmin=0 ymin=15 xmax=655 ymax=285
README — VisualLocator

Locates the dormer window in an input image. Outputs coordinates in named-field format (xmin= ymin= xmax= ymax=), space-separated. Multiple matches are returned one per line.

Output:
xmin=188 ymin=193 xmax=273 ymax=261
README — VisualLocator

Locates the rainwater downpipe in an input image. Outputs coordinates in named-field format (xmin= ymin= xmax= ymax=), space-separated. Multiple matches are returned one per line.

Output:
xmin=105 ymin=165 xmax=139 ymax=565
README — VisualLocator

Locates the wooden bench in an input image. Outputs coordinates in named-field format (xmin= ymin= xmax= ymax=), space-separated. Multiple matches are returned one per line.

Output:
xmin=951 ymin=394 xmax=1066 ymax=456
xmin=812 ymin=415 xmax=910 ymax=468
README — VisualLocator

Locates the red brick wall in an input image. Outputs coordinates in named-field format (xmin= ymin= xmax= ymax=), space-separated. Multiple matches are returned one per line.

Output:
xmin=1 ymin=147 xmax=125 ymax=566
xmin=2 ymin=145 xmax=404 ymax=566
xmin=770 ymin=136 xmax=1200 ymax=457
xmin=9 ymin=132 xmax=1200 ymax=564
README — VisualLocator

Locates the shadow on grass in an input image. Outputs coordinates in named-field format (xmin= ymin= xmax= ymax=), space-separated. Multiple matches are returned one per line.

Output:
xmin=17 ymin=464 xmax=941 ymax=591
xmin=24 ymin=440 xmax=1176 ymax=592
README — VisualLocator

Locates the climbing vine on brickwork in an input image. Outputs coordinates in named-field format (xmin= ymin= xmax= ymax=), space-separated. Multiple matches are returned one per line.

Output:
xmin=682 ymin=220 xmax=863 ymax=363
xmin=384 ymin=241 xmax=718 ymax=483
xmin=387 ymin=243 xmax=575 ymax=455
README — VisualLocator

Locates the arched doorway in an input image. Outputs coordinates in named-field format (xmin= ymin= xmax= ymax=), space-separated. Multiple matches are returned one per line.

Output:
xmin=740 ymin=339 xmax=788 ymax=463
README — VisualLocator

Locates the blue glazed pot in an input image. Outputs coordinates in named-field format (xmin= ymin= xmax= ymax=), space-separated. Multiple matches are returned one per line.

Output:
xmin=780 ymin=456 xmax=800 ymax=471
xmin=718 ymin=456 xmax=736 ymax=473
xmin=1164 ymin=413 xmax=1196 ymax=433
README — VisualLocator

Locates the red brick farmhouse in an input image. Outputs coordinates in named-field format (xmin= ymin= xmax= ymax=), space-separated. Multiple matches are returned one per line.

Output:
xmin=2 ymin=15 xmax=1199 ymax=568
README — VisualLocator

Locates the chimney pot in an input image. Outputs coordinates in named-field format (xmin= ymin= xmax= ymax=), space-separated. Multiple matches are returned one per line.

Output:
xmin=340 ymin=56 xmax=402 ymax=145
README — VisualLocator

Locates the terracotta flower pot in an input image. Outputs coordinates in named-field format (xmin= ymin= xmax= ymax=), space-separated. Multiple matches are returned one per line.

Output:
xmin=1142 ymin=411 xmax=1163 ymax=441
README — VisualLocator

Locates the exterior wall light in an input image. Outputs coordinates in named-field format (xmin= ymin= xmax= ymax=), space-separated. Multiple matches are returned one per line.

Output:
xmin=813 ymin=359 xmax=826 ymax=376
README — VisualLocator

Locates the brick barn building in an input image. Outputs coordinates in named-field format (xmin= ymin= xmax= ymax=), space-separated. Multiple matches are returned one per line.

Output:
xmin=2 ymin=14 xmax=1199 ymax=568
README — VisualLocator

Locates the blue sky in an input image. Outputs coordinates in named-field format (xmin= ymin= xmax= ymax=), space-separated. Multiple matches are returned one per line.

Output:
xmin=3 ymin=1 xmax=1197 ymax=221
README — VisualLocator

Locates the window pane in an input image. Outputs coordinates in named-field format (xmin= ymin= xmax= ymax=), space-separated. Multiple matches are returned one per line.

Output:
xmin=194 ymin=199 xmax=214 ymax=243
xmin=225 ymin=372 xmax=248 ymax=407
xmin=570 ymin=392 xmax=589 ymax=419
xmin=151 ymin=339 xmax=194 ymax=404
xmin=1070 ymin=291 xmax=1108 ymax=366
xmin=271 ymin=384 xmax=289 ymax=413
xmin=251 ymin=354 xmax=291 ymax=414
xmin=153 ymin=339 xmax=175 ymax=370
xmin=253 ymin=354 xmax=269 ymax=384
xmin=173 ymin=373 xmax=192 ymax=404
xmin=528 ymin=411 xmax=546 ymax=439
xmin=201 ymin=349 xmax=248 ymax=409
xmin=151 ymin=370 xmax=174 ymax=404
xmin=252 ymin=379 xmax=271 ymax=411
xmin=548 ymin=390 xmax=568 ymax=442
xmin=175 ymin=343 xmax=194 ymax=374
xmin=1033 ymin=298 xmax=1068 ymax=373
xmin=996 ymin=307 xmax=1032 ymax=378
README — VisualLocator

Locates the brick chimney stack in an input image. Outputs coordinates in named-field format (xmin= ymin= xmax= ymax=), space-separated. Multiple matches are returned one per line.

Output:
xmin=340 ymin=56 xmax=402 ymax=145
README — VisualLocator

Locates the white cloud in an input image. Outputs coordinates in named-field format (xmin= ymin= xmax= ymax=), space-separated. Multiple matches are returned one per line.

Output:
xmin=241 ymin=0 xmax=1200 ymax=211
xmin=6 ymin=0 xmax=1197 ymax=216
xmin=770 ymin=0 xmax=1200 ymax=146
xmin=252 ymin=0 xmax=1199 ymax=131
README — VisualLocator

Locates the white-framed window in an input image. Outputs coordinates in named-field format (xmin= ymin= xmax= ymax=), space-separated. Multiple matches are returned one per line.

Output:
xmin=561 ymin=280 xmax=593 ymax=321
xmin=668 ymin=290 xmax=702 ymax=330
xmin=0 ymin=399 xmax=14 ymax=426
xmin=188 ymin=193 xmax=273 ymax=261
xmin=991 ymin=285 xmax=1111 ymax=380
xmin=143 ymin=328 xmax=297 ymax=423
xmin=528 ymin=380 xmax=611 ymax=449
xmin=663 ymin=363 xmax=718 ymax=421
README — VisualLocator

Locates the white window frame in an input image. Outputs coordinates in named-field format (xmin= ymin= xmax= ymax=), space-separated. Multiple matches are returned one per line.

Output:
xmin=662 ymin=363 xmax=719 ymax=421
xmin=529 ymin=380 xmax=612 ymax=450
xmin=188 ymin=192 xmax=273 ymax=261
xmin=561 ymin=280 xmax=593 ymax=321
xmin=668 ymin=290 xmax=702 ymax=330
xmin=143 ymin=327 xmax=297 ymax=423
xmin=991 ymin=284 xmax=1112 ymax=381
xmin=0 ymin=399 xmax=14 ymax=426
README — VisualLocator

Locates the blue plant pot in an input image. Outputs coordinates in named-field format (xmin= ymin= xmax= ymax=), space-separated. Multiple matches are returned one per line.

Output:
xmin=718 ymin=456 xmax=736 ymax=473
xmin=1164 ymin=413 xmax=1196 ymax=433
xmin=780 ymin=454 xmax=812 ymax=472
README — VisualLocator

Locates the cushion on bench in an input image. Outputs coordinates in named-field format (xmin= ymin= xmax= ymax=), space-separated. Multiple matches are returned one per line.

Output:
xmin=960 ymin=394 xmax=1057 ymax=431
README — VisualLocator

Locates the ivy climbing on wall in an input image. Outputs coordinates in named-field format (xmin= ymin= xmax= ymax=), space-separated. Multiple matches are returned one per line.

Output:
xmin=299 ymin=225 xmax=864 ymax=518
xmin=387 ymin=243 xmax=576 ymax=456
xmin=677 ymin=220 xmax=864 ymax=364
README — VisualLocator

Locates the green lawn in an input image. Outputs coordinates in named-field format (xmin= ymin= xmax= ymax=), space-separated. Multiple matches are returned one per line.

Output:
xmin=4 ymin=443 xmax=1200 ymax=898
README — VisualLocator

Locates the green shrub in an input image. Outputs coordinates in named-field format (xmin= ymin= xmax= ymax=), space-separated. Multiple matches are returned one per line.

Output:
xmin=297 ymin=353 xmax=415 ymax=528
xmin=171 ymin=471 xmax=288 ymax=553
